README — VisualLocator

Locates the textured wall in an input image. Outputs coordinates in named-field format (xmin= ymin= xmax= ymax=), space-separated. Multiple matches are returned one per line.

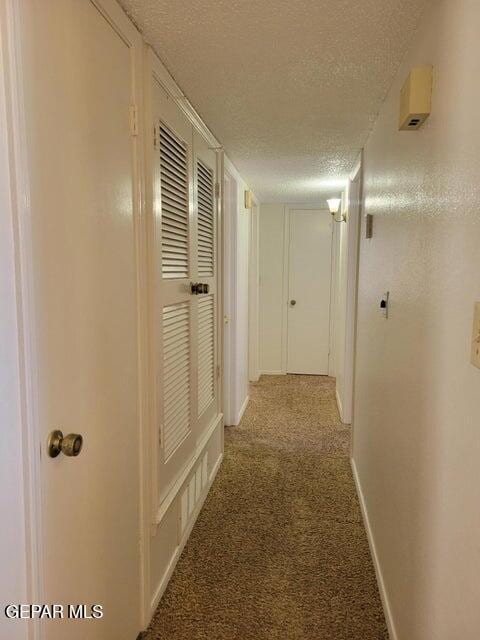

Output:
xmin=353 ymin=1 xmax=480 ymax=638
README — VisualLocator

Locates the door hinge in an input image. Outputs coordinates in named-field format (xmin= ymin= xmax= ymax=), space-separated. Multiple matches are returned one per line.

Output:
xmin=129 ymin=104 xmax=138 ymax=137
xmin=153 ymin=125 xmax=158 ymax=150
xmin=216 ymin=364 xmax=221 ymax=379
xmin=215 ymin=182 xmax=220 ymax=199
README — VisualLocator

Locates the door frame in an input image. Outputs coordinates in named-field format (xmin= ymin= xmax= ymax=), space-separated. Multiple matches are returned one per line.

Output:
xmin=342 ymin=155 xmax=363 ymax=429
xmin=333 ymin=154 xmax=363 ymax=426
xmin=1 ymin=4 xmax=45 ymax=637
xmin=222 ymin=167 xmax=238 ymax=425
xmin=248 ymin=198 xmax=260 ymax=382
xmin=281 ymin=204 xmax=334 ymax=375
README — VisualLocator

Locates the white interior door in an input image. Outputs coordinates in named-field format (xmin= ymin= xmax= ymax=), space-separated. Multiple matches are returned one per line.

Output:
xmin=287 ymin=209 xmax=332 ymax=374
xmin=25 ymin=2 xmax=142 ymax=638
xmin=150 ymin=76 xmax=220 ymax=513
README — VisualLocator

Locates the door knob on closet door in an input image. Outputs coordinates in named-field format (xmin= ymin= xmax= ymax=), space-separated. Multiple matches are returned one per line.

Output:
xmin=191 ymin=282 xmax=210 ymax=295
xmin=290 ymin=299 xmax=297 ymax=306
xmin=47 ymin=430 xmax=84 ymax=458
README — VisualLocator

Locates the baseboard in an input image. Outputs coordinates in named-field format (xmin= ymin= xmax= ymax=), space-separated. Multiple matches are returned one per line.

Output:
xmin=150 ymin=450 xmax=224 ymax=614
xmin=260 ymin=370 xmax=285 ymax=376
xmin=236 ymin=394 xmax=249 ymax=425
xmin=350 ymin=458 xmax=398 ymax=640
xmin=335 ymin=387 xmax=344 ymax=421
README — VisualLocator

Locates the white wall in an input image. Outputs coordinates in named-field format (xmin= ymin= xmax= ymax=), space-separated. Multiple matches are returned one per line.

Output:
xmin=0 ymin=11 xmax=29 ymax=638
xmin=353 ymin=1 xmax=480 ymax=638
xmin=259 ymin=204 xmax=286 ymax=374
xmin=224 ymin=157 xmax=251 ymax=424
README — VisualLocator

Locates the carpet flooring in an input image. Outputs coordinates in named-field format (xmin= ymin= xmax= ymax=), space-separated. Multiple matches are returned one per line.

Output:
xmin=145 ymin=375 xmax=389 ymax=639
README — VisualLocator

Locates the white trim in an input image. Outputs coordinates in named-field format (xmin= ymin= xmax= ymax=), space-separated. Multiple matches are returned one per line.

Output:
xmin=335 ymin=388 xmax=344 ymax=422
xmin=235 ymin=395 xmax=249 ymax=425
xmin=350 ymin=458 xmax=398 ymax=640
xmin=260 ymin=370 xmax=285 ymax=376
xmin=248 ymin=198 xmax=260 ymax=382
xmin=350 ymin=155 xmax=362 ymax=182
xmin=328 ymin=220 xmax=339 ymax=378
xmin=154 ymin=413 xmax=223 ymax=526
xmin=150 ymin=450 xmax=224 ymax=613
xmin=281 ymin=206 xmax=289 ymax=374
xmin=342 ymin=153 xmax=363 ymax=426
xmin=1 ymin=4 xmax=44 ymax=638
xmin=222 ymin=167 xmax=237 ymax=426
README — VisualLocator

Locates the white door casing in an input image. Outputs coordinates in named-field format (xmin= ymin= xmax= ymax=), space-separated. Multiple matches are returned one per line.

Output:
xmin=22 ymin=1 xmax=144 ymax=638
xmin=248 ymin=201 xmax=260 ymax=382
xmin=222 ymin=170 xmax=237 ymax=425
xmin=287 ymin=209 xmax=333 ymax=375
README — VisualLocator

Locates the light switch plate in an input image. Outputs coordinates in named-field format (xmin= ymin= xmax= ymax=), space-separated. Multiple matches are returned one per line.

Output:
xmin=471 ymin=302 xmax=480 ymax=369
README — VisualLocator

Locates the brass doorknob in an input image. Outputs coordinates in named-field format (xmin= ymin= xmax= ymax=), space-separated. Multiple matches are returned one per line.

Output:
xmin=47 ymin=430 xmax=83 ymax=458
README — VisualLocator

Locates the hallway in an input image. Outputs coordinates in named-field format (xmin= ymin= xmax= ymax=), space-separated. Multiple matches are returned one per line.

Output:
xmin=145 ymin=376 xmax=387 ymax=639
xmin=3 ymin=2 xmax=480 ymax=638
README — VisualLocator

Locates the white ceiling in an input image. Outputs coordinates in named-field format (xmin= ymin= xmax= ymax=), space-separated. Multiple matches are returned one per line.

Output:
xmin=120 ymin=0 xmax=428 ymax=203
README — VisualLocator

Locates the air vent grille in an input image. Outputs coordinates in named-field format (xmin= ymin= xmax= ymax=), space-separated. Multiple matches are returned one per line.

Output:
xmin=162 ymin=302 xmax=191 ymax=458
xmin=197 ymin=295 xmax=215 ymax=416
xmin=197 ymin=159 xmax=215 ymax=278
xmin=159 ymin=124 xmax=189 ymax=279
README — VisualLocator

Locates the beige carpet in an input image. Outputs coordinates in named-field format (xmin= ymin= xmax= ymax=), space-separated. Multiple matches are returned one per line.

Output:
xmin=145 ymin=375 xmax=388 ymax=639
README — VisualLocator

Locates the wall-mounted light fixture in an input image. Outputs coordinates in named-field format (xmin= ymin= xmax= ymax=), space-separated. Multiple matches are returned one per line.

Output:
xmin=327 ymin=198 xmax=345 ymax=223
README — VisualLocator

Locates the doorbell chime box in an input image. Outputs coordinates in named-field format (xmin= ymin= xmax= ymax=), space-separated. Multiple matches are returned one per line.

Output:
xmin=399 ymin=66 xmax=433 ymax=131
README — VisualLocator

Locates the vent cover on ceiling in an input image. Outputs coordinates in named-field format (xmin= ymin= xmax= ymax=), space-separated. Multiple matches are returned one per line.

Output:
xmin=197 ymin=294 xmax=215 ymax=416
xmin=162 ymin=302 xmax=191 ymax=459
xmin=159 ymin=124 xmax=189 ymax=279
xmin=196 ymin=159 xmax=215 ymax=278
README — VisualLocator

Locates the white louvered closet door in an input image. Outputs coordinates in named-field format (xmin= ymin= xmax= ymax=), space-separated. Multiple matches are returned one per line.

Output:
xmin=192 ymin=130 xmax=219 ymax=440
xmin=153 ymin=82 xmax=195 ymax=501
xmin=152 ymin=81 xmax=220 ymax=507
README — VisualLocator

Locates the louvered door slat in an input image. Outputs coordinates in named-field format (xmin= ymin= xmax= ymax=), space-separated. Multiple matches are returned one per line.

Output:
xmin=160 ymin=124 xmax=189 ymax=279
xmin=196 ymin=158 xmax=214 ymax=278
xmin=197 ymin=295 xmax=214 ymax=417
xmin=162 ymin=303 xmax=191 ymax=459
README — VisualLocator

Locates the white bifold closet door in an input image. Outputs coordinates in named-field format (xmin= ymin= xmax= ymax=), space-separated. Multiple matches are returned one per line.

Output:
xmin=151 ymin=81 xmax=219 ymax=505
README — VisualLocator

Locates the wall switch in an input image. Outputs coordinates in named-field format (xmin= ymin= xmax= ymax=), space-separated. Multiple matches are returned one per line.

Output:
xmin=471 ymin=302 xmax=480 ymax=369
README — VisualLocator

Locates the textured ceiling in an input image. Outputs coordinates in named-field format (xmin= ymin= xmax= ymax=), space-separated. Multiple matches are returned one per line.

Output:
xmin=120 ymin=0 xmax=428 ymax=202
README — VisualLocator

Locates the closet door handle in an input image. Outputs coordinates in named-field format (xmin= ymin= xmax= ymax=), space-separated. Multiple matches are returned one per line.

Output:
xmin=290 ymin=299 xmax=296 ymax=306
xmin=191 ymin=282 xmax=210 ymax=295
